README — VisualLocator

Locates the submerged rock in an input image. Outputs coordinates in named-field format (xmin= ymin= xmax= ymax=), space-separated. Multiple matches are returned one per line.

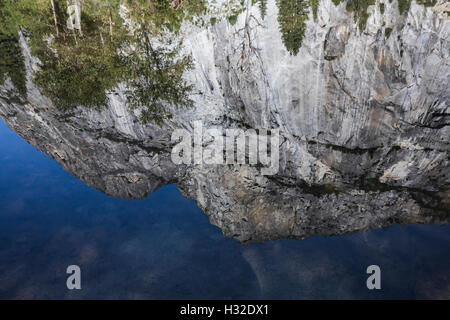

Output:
xmin=0 ymin=0 xmax=449 ymax=243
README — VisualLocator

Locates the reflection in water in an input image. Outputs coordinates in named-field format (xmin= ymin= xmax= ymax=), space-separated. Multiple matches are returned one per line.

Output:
xmin=0 ymin=119 xmax=449 ymax=299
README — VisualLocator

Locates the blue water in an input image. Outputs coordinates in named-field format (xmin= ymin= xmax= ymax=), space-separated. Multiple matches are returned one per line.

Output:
xmin=0 ymin=119 xmax=449 ymax=299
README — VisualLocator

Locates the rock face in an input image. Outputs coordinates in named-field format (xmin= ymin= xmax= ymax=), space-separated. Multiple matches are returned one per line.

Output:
xmin=0 ymin=0 xmax=449 ymax=243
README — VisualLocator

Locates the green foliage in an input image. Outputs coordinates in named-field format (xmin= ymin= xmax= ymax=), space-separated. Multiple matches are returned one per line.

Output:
xmin=398 ymin=0 xmax=411 ymax=14
xmin=121 ymin=3 xmax=194 ymax=124
xmin=228 ymin=14 xmax=239 ymax=25
xmin=416 ymin=0 xmax=437 ymax=7
xmin=0 ymin=34 xmax=26 ymax=97
xmin=257 ymin=0 xmax=268 ymax=19
xmin=310 ymin=0 xmax=319 ymax=21
xmin=385 ymin=27 xmax=392 ymax=39
xmin=34 ymin=35 xmax=125 ymax=110
xmin=2 ymin=0 xmax=439 ymax=117
xmin=332 ymin=0 xmax=345 ymax=6
xmin=124 ymin=43 xmax=194 ymax=124
xmin=0 ymin=0 xmax=49 ymax=37
xmin=32 ymin=0 xmax=128 ymax=110
xmin=226 ymin=2 xmax=246 ymax=26
xmin=346 ymin=0 xmax=376 ymax=32
xmin=276 ymin=0 xmax=323 ymax=55
xmin=331 ymin=0 xmax=434 ymax=24
xmin=276 ymin=0 xmax=310 ymax=56
xmin=0 ymin=0 xmax=203 ymax=124
xmin=0 ymin=0 xmax=51 ymax=98
xmin=397 ymin=0 xmax=435 ymax=15
xmin=124 ymin=0 xmax=206 ymax=34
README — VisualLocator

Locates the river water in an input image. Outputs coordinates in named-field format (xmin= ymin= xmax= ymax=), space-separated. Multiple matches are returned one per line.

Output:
xmin=0 ymin=119 xmax=449 ymax=299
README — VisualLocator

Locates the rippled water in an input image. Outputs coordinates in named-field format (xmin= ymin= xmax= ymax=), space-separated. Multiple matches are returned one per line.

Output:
xmin=0 ymin=119 xmax=449 ymax=299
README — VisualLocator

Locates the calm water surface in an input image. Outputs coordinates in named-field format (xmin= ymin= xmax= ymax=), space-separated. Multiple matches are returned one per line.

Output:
xmin=0 ymin=119 xmax=449 ymax=299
